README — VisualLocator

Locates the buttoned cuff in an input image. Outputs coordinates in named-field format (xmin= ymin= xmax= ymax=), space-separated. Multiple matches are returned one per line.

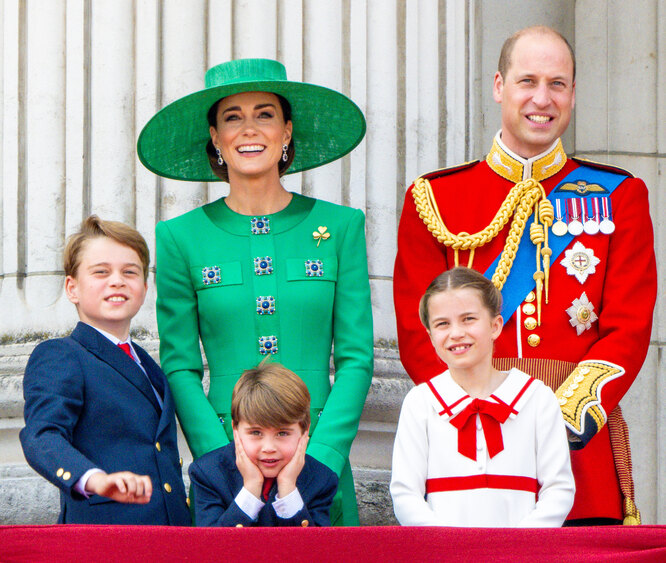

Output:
xmin=273 ymin=488 xmax=304 ymax=519
xmin=235 ymin=487 xmax=265 ymax=520
xmin=75 ymin=468 xmax=104 ymax=498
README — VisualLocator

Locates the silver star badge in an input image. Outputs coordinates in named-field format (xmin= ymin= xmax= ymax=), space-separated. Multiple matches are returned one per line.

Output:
xmin=561 ymin=242 xmax=600 ymax=284
xmin=566 ymin=292 xmax=598 ymax=335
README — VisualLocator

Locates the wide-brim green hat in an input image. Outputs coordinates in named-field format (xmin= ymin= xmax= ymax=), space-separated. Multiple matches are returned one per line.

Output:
xmin=137 ymin=58 xmax=366 ymax=181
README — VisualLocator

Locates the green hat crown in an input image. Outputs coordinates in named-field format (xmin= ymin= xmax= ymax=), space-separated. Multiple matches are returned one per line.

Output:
xmin=205 ymin=59 xmax=287 ymax=88
xmin=137 ymin=58 xmax=366 ymax=182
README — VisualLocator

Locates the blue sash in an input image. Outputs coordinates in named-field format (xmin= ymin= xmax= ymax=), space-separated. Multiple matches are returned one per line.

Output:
xmin=484 ymin=165 xmax=627 ymax=323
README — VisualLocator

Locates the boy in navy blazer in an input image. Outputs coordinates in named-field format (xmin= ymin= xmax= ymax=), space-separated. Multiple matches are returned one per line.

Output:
xmin=20 ymin=216 xmax=190 ymax=525
xmin=189 ymin=362 xmax=337 ymax=527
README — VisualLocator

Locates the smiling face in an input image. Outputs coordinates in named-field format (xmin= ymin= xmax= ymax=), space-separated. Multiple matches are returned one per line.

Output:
xmin=235 ymin=420 xmax=304 ymax=479
xmin=427 ymin=288 xmax=503 ymax=375
xmin=209 ymin=91 xmax=293 ymax=184
xmin=493 ymin=30 xmax=575 ymax=158
xmin=65 ymin=237 xmax=147 ymax=340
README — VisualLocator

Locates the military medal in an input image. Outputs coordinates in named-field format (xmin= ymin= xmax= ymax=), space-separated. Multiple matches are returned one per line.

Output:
xmin=560 ymin=241 xmax=600 ymax=284
xmin=566 ymin=292 xmax=598 ymax=335
xmin=552 ymin=199 xmax=568 ymax=236
xmin=599 ymin=197 xmax=615 ymax=234
xmin=583 ymin=198 xmax=600 ymax=235
xmin=567 ymin=199 xmax=583 ymax=236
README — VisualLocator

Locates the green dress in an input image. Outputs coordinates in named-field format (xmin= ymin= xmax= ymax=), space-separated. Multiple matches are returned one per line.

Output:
xmin=155 ymin=193 xmax=373 ymax=525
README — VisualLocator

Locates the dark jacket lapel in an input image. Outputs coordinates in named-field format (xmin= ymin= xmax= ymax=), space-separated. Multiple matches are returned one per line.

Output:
xmin=134 ymin=344 xmax=177 ymax=434
xmin=71 ymin=322 xmax=161 ymax=412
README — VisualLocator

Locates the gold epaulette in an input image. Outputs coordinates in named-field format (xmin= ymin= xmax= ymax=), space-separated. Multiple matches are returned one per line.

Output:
xmin=416 ymin=160 xmax=479 ymax=184
xmin=555 ymin=360 xmax=625 ymax=436
xmin=571 ymin=157 xmax=634 ymax=178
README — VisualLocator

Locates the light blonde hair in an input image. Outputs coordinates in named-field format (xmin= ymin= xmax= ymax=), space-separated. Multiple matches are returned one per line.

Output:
xmin=64 ymin=215 xmax=150 ymax=282
xmin=419 ymin=267 xmax=503 ymax=330
xmin=231 ymin=360 xmax=310 ymax=432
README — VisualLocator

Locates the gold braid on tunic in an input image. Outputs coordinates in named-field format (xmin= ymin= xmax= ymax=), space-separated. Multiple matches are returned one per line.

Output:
xmin=412 ymin=176 xmax=554 ymax=325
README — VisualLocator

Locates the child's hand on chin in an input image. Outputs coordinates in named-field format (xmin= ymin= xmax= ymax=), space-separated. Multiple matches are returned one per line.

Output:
xmin=277 ymin=432 xmax=309 ymax=499
xmin=233 ymin=428 xmax=264 ymax=499
xmin=85 ymin=471 xmax=153 ymax=504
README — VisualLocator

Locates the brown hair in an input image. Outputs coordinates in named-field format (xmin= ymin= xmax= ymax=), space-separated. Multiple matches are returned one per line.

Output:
xmin=419 ymin=267 xmax=503 ymax=329
xmin=205 ymin=93 xmax=295 ymax=182
xmin=64 ymin=215 xmax=150 ymax=282
xmin=231 ymin=360 xmax=310 ymax=432
xmin=498 ymin=25 xmax=576 ymax=81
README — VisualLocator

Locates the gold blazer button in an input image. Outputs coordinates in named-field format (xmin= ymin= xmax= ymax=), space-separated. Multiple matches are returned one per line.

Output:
xmin=527 ymin=334 xmax=541 ymax=347
xmin=164 ymin=482 xmax=172 ymax=493
xmin=522 ymin=303 xmax=536 ymax=316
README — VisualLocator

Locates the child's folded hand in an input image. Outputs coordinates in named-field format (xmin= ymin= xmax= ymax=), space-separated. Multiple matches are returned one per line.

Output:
xmin=277 ymin=432 xmax=309 ymax=498
xmin=86 ymin=471 xmax=153 ymax=504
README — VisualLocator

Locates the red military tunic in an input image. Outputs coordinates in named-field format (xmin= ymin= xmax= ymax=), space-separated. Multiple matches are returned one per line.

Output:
xmin=393 ymin=133 xmax=657 ymax=521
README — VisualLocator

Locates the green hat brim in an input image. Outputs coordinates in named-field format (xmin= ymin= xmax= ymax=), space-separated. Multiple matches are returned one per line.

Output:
xmin=137 ymin=79 xmax=366 ymax=182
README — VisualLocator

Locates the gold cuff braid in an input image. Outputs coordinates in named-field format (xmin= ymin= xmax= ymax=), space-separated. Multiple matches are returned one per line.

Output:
xmin=555 ymin=360 xmax=625 ymax=435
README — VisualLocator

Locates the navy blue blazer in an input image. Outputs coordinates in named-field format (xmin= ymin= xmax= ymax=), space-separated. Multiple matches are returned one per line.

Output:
xmin=189 ymin=442 xmax=338 ymax=527
xmin=20 ymin=322 xmax=191 ymax=525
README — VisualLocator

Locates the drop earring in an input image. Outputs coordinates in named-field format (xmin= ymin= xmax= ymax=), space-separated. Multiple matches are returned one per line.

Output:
xmin=282 ymin=144 xmax=288 ymax=162
xmin=216 ymin=147 xmax=224 ymax=166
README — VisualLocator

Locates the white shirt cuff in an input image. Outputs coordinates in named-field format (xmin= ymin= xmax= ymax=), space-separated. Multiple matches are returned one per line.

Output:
xmin=273 ymin=487 xmax=304 ymax=519
xmin=235 ymin=487 xmax=265 ymax=520
xmin=75 ymin=468 xmax=105 ymax=498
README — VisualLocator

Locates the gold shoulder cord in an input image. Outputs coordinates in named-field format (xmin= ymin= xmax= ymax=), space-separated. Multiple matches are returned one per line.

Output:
xmin=413 ymin=176 xmax=554 ymax=325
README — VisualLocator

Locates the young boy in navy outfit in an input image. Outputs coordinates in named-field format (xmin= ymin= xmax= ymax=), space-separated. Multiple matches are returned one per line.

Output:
xmin=189 ymin=362 xmax=338 ymax=527
xmin=20 ymin=216 xmax=190 ymax=525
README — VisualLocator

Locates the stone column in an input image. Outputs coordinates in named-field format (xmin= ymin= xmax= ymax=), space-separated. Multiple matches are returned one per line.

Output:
xmin=574 ymin=0 xmax=665 ymax=525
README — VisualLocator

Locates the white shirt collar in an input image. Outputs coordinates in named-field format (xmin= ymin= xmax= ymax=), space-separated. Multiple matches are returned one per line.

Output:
xmin=424 ymin=368 xmax=537 ymax=421
xmin=87 ymin=324 xmax=131 ymax=346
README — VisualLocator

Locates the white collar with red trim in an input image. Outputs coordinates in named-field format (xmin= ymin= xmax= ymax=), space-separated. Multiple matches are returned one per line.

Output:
xmin=424 ymin=368 xmax=538 ymax=422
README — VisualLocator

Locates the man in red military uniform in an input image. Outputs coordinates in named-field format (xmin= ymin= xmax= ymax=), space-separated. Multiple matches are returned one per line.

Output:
xmin=393 ymin=26 xmax=657 ymax=525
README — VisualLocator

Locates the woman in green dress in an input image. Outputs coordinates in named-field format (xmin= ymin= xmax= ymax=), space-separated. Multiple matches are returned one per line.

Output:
xmin=137 ymin=59 xmax=372 ymax=525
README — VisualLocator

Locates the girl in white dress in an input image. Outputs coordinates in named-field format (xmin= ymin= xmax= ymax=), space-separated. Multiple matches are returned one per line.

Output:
xmin=390 ymin=267 xmax=574 ymax=527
